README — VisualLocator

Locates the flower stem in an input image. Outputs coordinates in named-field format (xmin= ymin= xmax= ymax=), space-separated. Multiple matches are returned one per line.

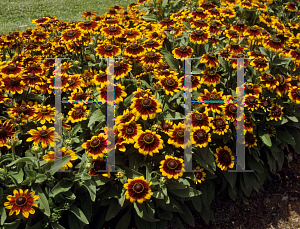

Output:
xmin=35 ymin=151 xmax=41 ymax=173
xmin=11 ymin=145 xmax=16 ymax=161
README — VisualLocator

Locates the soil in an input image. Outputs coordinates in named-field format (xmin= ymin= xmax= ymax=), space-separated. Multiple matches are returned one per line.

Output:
xmin=168 ymin=150 xmax=300 ymax=229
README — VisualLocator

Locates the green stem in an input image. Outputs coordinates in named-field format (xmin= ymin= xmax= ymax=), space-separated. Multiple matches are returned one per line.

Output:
xmin=11 ymin=145 xmax=16 ymax=161
xmin=35 ymin=151 xmax=41 ymax=173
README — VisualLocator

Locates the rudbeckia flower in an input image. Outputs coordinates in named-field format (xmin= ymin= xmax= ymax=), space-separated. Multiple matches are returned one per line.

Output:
xmin=220 ymin=7 xmax=236 ymax=19
xmin=200 ymin=52 xmax=220 ymax=68
xmin=78 ymin=20 xmax=99 ymax=32
xmin=189 ymin=29 xmax=210 ymax=45
xmin=130 ymin=95 xmax=162 ymax=120
xmin=194 ymin=166 xmax=206 ymax=184
xmin=66 ymin=103 xmax=88 ymax=123
xmin=4 ymin=189 xmax=39 ymax=218
xmin=0 ymin=120 xmax=15 ymax=149
xmin=82 ymin=133 xmax=107 ymax=159
xmin=259 ymin=97 xmax=274 ymax=112
xmin=117 ymin=121 xmax=143 ymax=144
xmin=34 ymin=105 xmax=55 ymax=124
xmin=101 ymin=25 xmax=124 ymax=38
xmin=124 ymin=176 xmax=152 ymax=204
xmin=260 ymin=73 xmax=279 ymax=91
xmin=167 ymin=122 xmax=186 ymax=149
xmin=211 ymin=115 xmax=229 ymax=135
xmin=274 ymin=74 xmax=291 ymax=97
xmin=244 ymin=116 xmax=255 ymax=134
xmin=220 ymin=102 xmax=238 ymax=122
xmin=61 ymin=29 xmax=84 ymax=43
xmin=192 ymin=110 xmax=213 ymax=128
xmin=200 ymin=69 xmax=221 ymax=87
xmin=7 ymin=100 xmax=36 ymax=122
xmin=43 ymin=147 xmax=78 ymax=170
xmin=26 ymin=125 xmax=60 ymax=148
xmin=124 ymin=43 xmax=147 ymax=58
xmin=245 ymin=131 xmax=258 ymax=148
xmin=288 ymin=86 xmax=300 ymax=104
xmin=269 ymin=104 xmax=283 ymax=121
xmin=192 ymin=126 xmax=211 ymax=148
xmin=189 ymin=8 xmax=210 ymax=20
xmin=115 ymin=109 xmax=137 ymax=126
xmin=88 ymin=157 xmax=111 ymax=177
xmin=263 ymin=37 xmax=284 ymax=53
xmin=214 ymin=146 xmax=235 ymax=171
xmin=0 ymin=89 xmax=8 ymax=104
xmin=157 ymin=75 xmax=183 ymax=96
xmin=198 ymin=89 xmax=225 ymax=114
xmin=286 ymin=2 xmax=297 ymax=12
xmin=81 ymin=11 xmax=98 ymax=20
xmin=97 ymin=83 xmax=127 ymax=104
xmin=244 ymin=83 xmax=262 ymax=96
xmin=158 ymin=120 xmax=174 ymax=134
xmin=141 ymin=51 xmax=164 ymax=67
xmin=172 ymin=46 xmax=194 ymax=60
xmin=245 ymin=94 xmax=260 ymax=111
xmin=290 ymin=48 xmax=300 ymax=63
xmin=133 ymin=130 xmax=164 ymax=156
xmin=95 ymin=43 xmax=121 ymax=58
xmin=159 ymin=155 xmax=185 ymax=179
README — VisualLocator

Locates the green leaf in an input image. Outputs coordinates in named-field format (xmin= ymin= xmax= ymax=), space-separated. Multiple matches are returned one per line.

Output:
xmin=228 ymin=185 xmax=237 ymax=201
xmin=124 ymin=93 xmax=135 ymax=107
xmin=80 ymin=192 xmax=92 ymax=222
xmin=277 ymin=129 xmax=296 ymax=145
xmin=116 ymin=211 xmax=131 ymax=229
xmin=178 ymin=202 xmax=195 ymax=227
xmin=68 ymin=210 xmax=85 ymax=229
xmin=266 ymin=150 xmax=277 ymax=172
xmin=6 ymin=157 xmax=37 ymax=167
xmin=168 ymin=186 xmax=201 ymax=198
xmin=141 ymin=14 xmax=159 ymax=21
xmin=106 ymin=199 xmax=122 ymax=221
xmin=35 ymin=174 xmax=47 ymax=183
xmin=34 ymin=184 xmax=51 ymax=216
xmin=134 ymin=212 xmax=150 ymax=229
xmin=50 ymin=178 xmax=73 ymax=198
xmin=82 ymin=179 xmax=96 ymax=201
xmin=287 ymin=116 xmax=298 ymax=122
xmin=247 ymin=156 xmax=264 ymax=173
xmin=133 ymin=202 xmax=159 ymax=222
xmin=50 ymin=221 xmax=66 ymax=229
xmin=3 ymin=219 xmax=21 ymax=229
xmin=191 ymin=195 xmax=202 ymax=213
xmin=69 ymin=204 xmax=89 ymax=224
xmin=161 ymin=49 xmax=179 ymax=72
xmin=162 ymin=0 xmax=168 ymax=8
xmin=69 ymin=124 xmax=82 ymax=136
xmin=223 ymin=171 xmax=237 ymax=189
xmin=166 ymin=178 xmax=189 ymax=189
xmin=88 ymin=109 xmax=105 ymax=128
xmin=157 ymin=207 xmax=173 ymax=220
xmin=0 ymin=204 xmax=7 ymax=225
xmin=260 ymin=133 xmax=272 ymax=147
xmin=152 ymin=191 xmax=164 ymax=199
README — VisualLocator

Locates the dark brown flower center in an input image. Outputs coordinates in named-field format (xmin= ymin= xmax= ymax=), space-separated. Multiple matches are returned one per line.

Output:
xmin=258 ymin=58 xmax=264 ymax=63
xmin=7 ymin=64 xmax=16 ymax=71
xmin=152 ymin=32 xmax=158 ymax=37
xmin=266 ymin=74 xmax=273 ymax=81
xmin=163 ymin=17 xmax=171 ymax=22
xmin=296 ymin=89 xmax=300 ymax=96
xmin=76 ymin=92 xmax=85 ymax=100
xmin=177 ymin=130 xmax=184 ymax=137
xmin=39 ymin=130 xmax=48 ymax=137
xmin=168 ymin=160 xmax=178 ymax=169
xmin=195 ymin=30 xmax=204 ymax=35
xmin=148 ymin=52 xmax=155 ymax=58
xmin=29 ymin=64 xmax=37 ymax=70
xmin=127 ymin=30 xmax=134 ymax=35
xmin=163 ymin=123 xmax=170 ymax=129
xmin=109 ymin=9 xmax=116 ymax=14
xmin=273 ymin=37 xmax=281 ymax=43
xmin=274 ymin=108 xmax=280 ymax=113
xmin=55 ymin=150 xmax=65 ymax=158
xmin=108 ymin=26 xmax=116 ymax=32
xmin=216 ymin=120 xmax=224 ymax=127
xmin=208 ymin=70 xmax=215 ymax=75
xmin=276 ymin=74 xmax=285 ymax=85
xmin=146 ymin=24 xmax=152 ymax=30
xmin=248 ymin=97 xmax=255 ymax=103
xmin=9 ymin=78 xmax=20 ymax=86
xmin=67 ymin=31 xmax=76 ymax=37
xmin=36 ymin=31 xmax=43 ymax=36
xmin=195 ymin=172 xmax=202 ymax=179
xmin=38 ymin=18 xmax=44 ymax=22
xmin=67 ymin=80 xmax=75 ymax=86
xmin=104 ymin=45 xmax=113 ymax=51
xmin=230 ymin=105 xmax=237 ymax=113
xmin=84 ymin=20 xmax=92 ymax=25
xmin=263 ymin=101 xmax=269 ymax=107
xmin=147 ymin=40 xmax=154 ymax=45
xmin=290 ymin=1 xmax=296 ymax=6
xmin=196 ymin=8 xmax=203 ymax=13
xmin=225 ymin=9 xmax=231 ymax=13
xmin=247 ymin=85 xmax=253 ymax=90
xmin=41 ymin=108 xmax=49 ymax=114
xmin=142 ymin=98 xmax=151 ymax=106
xmin=16 ymin=197 xmax=27 ymax=206
xmin=91 ymin=138 xmax=100 ymax=147
xmin=126 ymin=127 xmax=133 ymax=134
xmin=208 ymin=52 xmax=215 ymax=58
xmin=180 ymin=46 xmax=187 ymax=52
xmin=0 ymin=128 xmax=7 ymax=138
xmin=133 ymin=183 xmax=144 ymax=193
xmin=131 ymin=44 xmax=139 ymax=49
xmin=195 ymin=114 xmax=203 ymax=120
xmin=197 ymin=131 xmax=205 ymax=140
xmin=146 ymin=66 xmax=152 ymax=71
xmin=210 ymin=94 xmax=219 ymax=100
xmin=144 ymin=134 xmax=154 ymax=143
xmin=75 ymin=109 xmax=83 ymax=116
xmin=222 ymin=152 xmax=231 ymax=162
xmin=20 ymin=106 xmax=28 ymax=113
xmin=166 ymin=79 xmax=175 ymax=86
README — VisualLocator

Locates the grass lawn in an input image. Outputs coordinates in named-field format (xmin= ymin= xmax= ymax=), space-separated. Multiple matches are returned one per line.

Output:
xmin=0 ymin=0 xmax=135 ymax=35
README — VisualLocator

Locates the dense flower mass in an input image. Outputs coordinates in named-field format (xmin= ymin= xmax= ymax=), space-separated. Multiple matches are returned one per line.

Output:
xmin=1 ymin=0 xmax=300 ymax=227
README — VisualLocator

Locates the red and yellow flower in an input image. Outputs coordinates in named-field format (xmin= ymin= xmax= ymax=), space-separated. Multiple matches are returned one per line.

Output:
xmin=159 ymin=155 xmax=184 ymax=179
xmin=43 ymin=147 xmax=78 ymax=170
xmin=124 ymin=176 xmax=152 ymax=204
xmin=192 ymin=126 xmax=211 ymax=148
xmin=82 ymin=133 xmax=107 ymax=159
xmin=26 ymin=125 xmax=60 ymax=148
xmin=214 ymin=146 xmax=235 ymax=170
xmin=133 ymin=130 xmax=164 ymax=156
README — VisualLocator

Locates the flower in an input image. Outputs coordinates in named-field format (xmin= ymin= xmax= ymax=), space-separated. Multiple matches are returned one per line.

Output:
xmin=245 ymin=94 xmax=260 ymax=111
xmin=66 ymin=103 xmax=88 ymax=123
xmin=4 ymin=189 xmax=39 ymax=218
xmin=189 ymin=29 xmax=210 ymax=45
xmin=158 ymin=120 xmax=174 ymax=134
xmin=159 ymin=155 xmax=184 ymax=179
xmin=192 ymin=110 xmax=213 ymax=128
xmin=172 ymin=46 xmax=194 ymax=60
xmin=221 ymin=102 xmax=237 ymax=122
xmin=115 ymin=109 xmax=137 ymax=126
xmin=82 ymin=133 xmax=107 ymax=159
xmin=211 ymin=115 xmax=229 ymax=135
xmin=192 ymin=126 xmax=211 ymax=148
xmin=198 ymin=89 xmax=226 ymax=114
xmin=200 ymin=52 xmax=220 ymax=68
xmin=88 ymin=158 xmax=111 ymax=177
xmin=124 ymin=176 xmax=152 ymax=204
xmin=269 ymin=104 xmax=283 ymax=121
xmin=194 ymin=166 xmax=206 ymax=184
xmin=130 ymin=95 xmax=162 ymax=120
xmin=81 ymin=11 xmax=97 ymax=20
xmin=260 ymin=73 xmax=279 ymax=91
xmin=289 ymin=86 xmax=300 ymax=104
xmin=97 ymin=83 xmax=127 ymax=104
xmin=157 ymin=75 xmax=183 ymax=96
xmin=274 ymin=74 xmax=291 ymax=97
xmin=2 ymin=74 xmax=27 ymax=94
xmin=118 ymin=121 xmax=143 ymax=144
xmin=26 ymin=125 xmax=60 ymax=148
xmin=34 ymin=105 xmax=55 ymax=124
xmin=167 ymin=122 xmax=185 ymax=149
xmin=43 ymin=147 xmax=78 ymax=170
xmin=200 ymin=69 xmax=221 ymax=87
xmin=245 ymin=131 xmax=257 ymax=148
xmin=250 ymin=57 xmax=269 ymax=71
xmin=95 ymin=43 xmax=121 ymax=58
xmin=0 ymin=120 xmax=15 ymax=149
xmin=214 ymin=146 xmax=235 ymax=170
xmin=133 ymin=130 xmax=164 ymax=156
xmin=123 ymin=43 xmax=146 ymax=58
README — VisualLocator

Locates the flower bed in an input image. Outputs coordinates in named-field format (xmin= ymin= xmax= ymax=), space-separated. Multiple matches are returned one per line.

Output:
xmin=0 ymin=0 xmax=300 ymax=228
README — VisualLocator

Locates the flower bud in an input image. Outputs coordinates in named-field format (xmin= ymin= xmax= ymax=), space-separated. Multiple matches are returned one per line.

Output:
xmin=160 ymin=177 xmax=167 ymax=183
xmin=116 ymin=171 xmax=124 ymax=178
xmin=170 ymin=30 xmax=176 ymax=35
xmin=65 ymin=139 xmax=72 ymax=145
xmin=32 ymin=145 xmax=40 ymax=152
xmin=73 ymin=60 xmax=80 ymax=66
xmin=85 ymin=163 xmax=92 ymax=169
